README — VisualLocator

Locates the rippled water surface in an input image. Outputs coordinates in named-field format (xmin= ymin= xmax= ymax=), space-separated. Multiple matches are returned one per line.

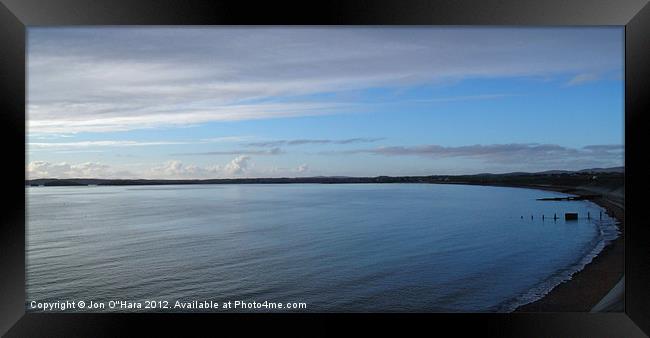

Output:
xmin=26 ymin=184 xmax=618 ymax=312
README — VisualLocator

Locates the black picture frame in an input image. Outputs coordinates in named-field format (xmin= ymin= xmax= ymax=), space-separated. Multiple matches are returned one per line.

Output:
xmin=1 ymin=0 xmax=649 ymax=336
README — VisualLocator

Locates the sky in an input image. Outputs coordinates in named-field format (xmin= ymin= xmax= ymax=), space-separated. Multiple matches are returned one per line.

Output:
xmin=26 ymin=27 xmax=624 ymax=179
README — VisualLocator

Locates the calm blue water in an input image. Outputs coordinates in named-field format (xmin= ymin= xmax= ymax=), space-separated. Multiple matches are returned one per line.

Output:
xmin=26 ymin=184 xmax=618 ymax=312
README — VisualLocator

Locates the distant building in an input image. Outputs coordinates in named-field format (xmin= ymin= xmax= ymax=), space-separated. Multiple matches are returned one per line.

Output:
xmin=565 ymin=213 xmax=578 ymax=220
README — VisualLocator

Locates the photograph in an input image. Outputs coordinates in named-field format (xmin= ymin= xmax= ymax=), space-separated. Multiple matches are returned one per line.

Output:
xmin=24 ymin=27 xmax=625 ymax=313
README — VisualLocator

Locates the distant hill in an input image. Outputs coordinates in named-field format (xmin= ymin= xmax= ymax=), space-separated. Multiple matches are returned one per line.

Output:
xmin=577 ymin=167 xmax=624 ymax=174
xmin=475 ymin=167 xmax=623 ymax=176
xmin=26 ymin=166 xmax=624 ymax=188
xmin=536 ymin=170 xmax=572 ymax=175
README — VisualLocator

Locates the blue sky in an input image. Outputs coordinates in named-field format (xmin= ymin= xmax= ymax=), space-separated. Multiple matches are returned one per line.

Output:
xmin=26 ymin=27 xmax=624 ymax=179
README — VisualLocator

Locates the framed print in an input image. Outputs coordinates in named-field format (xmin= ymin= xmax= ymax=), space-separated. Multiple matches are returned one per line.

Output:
xmin=1 ymin=0 xmax=649 ymax=336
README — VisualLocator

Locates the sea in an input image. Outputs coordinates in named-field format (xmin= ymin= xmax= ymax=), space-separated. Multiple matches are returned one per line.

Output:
xmin=26 ymin=183 xmax=619 ymax=312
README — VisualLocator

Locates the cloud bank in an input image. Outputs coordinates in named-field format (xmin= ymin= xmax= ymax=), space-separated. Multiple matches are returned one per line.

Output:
xmin=330 ymin=143 xmax=624 ymax=171
xmin=27 ymin=156 xmax=257 ymax=180
xmin=26 ymin=142 xmax=623 ymax=179
xmin=246 ymin=138 xmax=383 ymax=147
xmin=144 ymin=156 xmax=253 ymax=178
xmin=26 ymin=161 xmax=135 ymax=179
xmin=172 ymin=148 xmax=283 ymax=156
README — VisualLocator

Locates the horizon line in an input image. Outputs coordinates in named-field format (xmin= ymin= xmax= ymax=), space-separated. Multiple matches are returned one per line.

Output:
xmin=25 ymin=166 xmax=625 ymax=182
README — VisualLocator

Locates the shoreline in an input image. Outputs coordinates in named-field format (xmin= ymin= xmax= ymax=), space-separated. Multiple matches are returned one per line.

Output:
xmin=503 ymin=184 xmax=625 ymax=312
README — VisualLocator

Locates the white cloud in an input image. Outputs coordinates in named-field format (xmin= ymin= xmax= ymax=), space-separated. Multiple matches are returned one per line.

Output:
xmin=147 ymin=156 xmax=252 ymax=178
xmin=224 ymin=156 xmax=251 ymax=176
xmin=296 ymin=164 xmax=309 ymax=173
xmin=27 ymin=101 xmax=349 ymax=134
xmin=28 ymin=136 xmax=253 ymax=151
xmin=149 ymin=160 xmax=222 ymax=178
xmin=28 ymin=27 xmax=623 ymax=134
xmin=26 ymin=161 xmax=135 ymax=179
xmin=27 ymin=156 xmax=256 ymax=179
xmin=28 ymin=140 xmax=189 ymax=150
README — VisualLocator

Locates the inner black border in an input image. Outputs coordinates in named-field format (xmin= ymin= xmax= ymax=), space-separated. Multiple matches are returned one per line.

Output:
xmin=2 ymin=0 xmax=649 ymax=336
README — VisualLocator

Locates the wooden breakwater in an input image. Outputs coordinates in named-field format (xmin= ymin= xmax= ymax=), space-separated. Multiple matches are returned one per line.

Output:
xmin=523 ymin=211 xmax=603 ymax=221
xmin=530 ymin=194 xmax=605 ymax=221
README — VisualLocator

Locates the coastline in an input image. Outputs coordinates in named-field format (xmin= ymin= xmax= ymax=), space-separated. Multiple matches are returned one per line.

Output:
xmin=501 ymin=184 xmax=625 ymax=312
